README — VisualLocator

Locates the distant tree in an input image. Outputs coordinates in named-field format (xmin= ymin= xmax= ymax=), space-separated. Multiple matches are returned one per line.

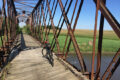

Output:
xmin=46 ymin=25 xmax=59 ymax=29
xmin=16 ymin=24 xmax=22 ymax=34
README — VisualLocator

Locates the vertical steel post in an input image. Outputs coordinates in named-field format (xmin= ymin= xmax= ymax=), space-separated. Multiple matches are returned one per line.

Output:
xmin=91 ymin=0 xmax=100 ymax=79
xmin=95 ymin=0 xmax=106 ymax=79
xmin=41 ymin=5 xmax=49 ymax=42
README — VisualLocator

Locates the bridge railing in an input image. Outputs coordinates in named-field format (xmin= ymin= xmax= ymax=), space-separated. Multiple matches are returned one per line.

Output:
xmin=31 ymin=0 xmax=120 ymax=80
xmin=0 ymin=0 xmax=18 ymax=70
xmin=31 ymin=0 xmax=87 ymax=73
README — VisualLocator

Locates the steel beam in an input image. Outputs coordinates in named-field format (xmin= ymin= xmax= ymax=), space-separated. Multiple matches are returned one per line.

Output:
xmin=94 ymin=0 xmax=120 ymax=38
xmin=102 ymin=49 xmax=120 ymax=80
xmin=57 ymin=0 xmax=86 ymax=72
xmin=32 ymin=0 xmax=43 ymax=15
xmin=91 ymin=0 xmax=100 ymax=79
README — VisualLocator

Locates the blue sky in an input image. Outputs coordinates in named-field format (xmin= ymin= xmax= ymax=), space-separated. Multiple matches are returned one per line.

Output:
xmin=0 ymin=0 xmax=119 ymax=30
xmin=53 ymin=0 xmax=120 ymax=30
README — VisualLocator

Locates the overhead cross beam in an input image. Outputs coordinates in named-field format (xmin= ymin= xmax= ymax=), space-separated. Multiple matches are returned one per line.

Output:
xmin=15 ymin=5 xmax=34 ymax=8
xmin=16 ymin=8 xmax=32 ymax=12
xmin=15 ymin=1 xmax=35 ymax=8
xmin=14 ymin=1 xmax=37 ymax=5
xmin=32 ymin=0 xmax=43 ymax=14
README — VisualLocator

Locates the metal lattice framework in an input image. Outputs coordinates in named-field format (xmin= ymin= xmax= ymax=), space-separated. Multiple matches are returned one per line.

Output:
xmin=0 ymin=0 xmax=120 ymax=80
xmin=0 ymin=0 xmax=17 ymax=68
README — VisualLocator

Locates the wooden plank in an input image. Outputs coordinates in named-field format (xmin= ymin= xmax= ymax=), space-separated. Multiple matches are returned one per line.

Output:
xmin=6 ymin=34 xmax=88 ymax=80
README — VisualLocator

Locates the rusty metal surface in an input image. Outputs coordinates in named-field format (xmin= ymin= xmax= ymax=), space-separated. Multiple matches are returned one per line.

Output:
xmin=94 ymin=0 xmax=120 ymax=38
xmin=95 ymin=0 xmax=106 ymax=79
xmin=64 ymin=0 xmax=83 ymax=60
xmin=31 ymin=0 xmax=120 ymax=79
xmin=91 ymin=0 xmax=100 ymax=79
xmin=0 ymin=0 xmax=18 ymax=69
xmin=102 ymin=48 xmax=120 ymax=80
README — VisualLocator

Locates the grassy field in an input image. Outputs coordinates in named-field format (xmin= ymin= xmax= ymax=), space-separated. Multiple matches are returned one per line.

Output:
xmin=50 ymin=29 xmax=119 ymax=40
xmin=47 ymin=29 xmax=120 ymax=53
xmin=1 ymin=28 xmax=119 ymax=53
xmin=0 ymin=37 xmax=4 ymax=47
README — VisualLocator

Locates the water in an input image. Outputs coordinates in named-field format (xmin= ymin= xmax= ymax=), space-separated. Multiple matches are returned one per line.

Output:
xmin=66 ymin=54 xmax=120 ymax=80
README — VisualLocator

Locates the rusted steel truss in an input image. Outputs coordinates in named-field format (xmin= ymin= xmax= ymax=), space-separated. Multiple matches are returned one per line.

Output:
xmin=0 ymin=0 xmax=18 ymax=69
xmin=0 ymin=0 xmax=119 ymax=80
xmin=31 ymin=0 xmax=120 ymax=80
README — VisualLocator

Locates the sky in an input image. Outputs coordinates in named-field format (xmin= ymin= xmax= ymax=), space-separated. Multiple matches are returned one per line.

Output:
xmin=0 ymin=0 xmax=119 ymax=30
xmin=77 ymin=0 xmax=120 ymax=30
xmin=52 ymin=0 xmax=120 ymax=30
xmin=19 ymin=22 xmax=26 ymax=27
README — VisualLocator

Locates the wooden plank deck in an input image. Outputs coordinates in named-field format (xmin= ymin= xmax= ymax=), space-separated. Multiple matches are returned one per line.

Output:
xmin=6 ymin=34 xmax=88 ymax=80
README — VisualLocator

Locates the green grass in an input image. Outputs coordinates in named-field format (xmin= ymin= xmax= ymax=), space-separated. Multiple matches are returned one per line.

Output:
xmin=0 ymin=36 xmax=4 ymax=47
xmin=48 ymin=32 xmax=120 ymax=53
xmin=21 ymin=27 xmax=120 ymax=53
xmin=0 ymin=39 xmax=2 ymax=47
xmin=22 ymin=25 xmax=31 ymax=34
xmin=56 ymin=29 xmax=119 ymax=40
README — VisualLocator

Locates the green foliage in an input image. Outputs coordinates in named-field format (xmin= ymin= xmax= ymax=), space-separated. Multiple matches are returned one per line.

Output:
xmin=22 ymin=25 xmax=31 ymax=34
xmin=0 ymin=38 xmax=2 ymax=47
xmin=16 ymin=25 xmax=22 ymax=34
xmin=41 ymin=25 xmax=59 ymax=29
xmin=48 ymin=33 xmax=120 ymax=53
